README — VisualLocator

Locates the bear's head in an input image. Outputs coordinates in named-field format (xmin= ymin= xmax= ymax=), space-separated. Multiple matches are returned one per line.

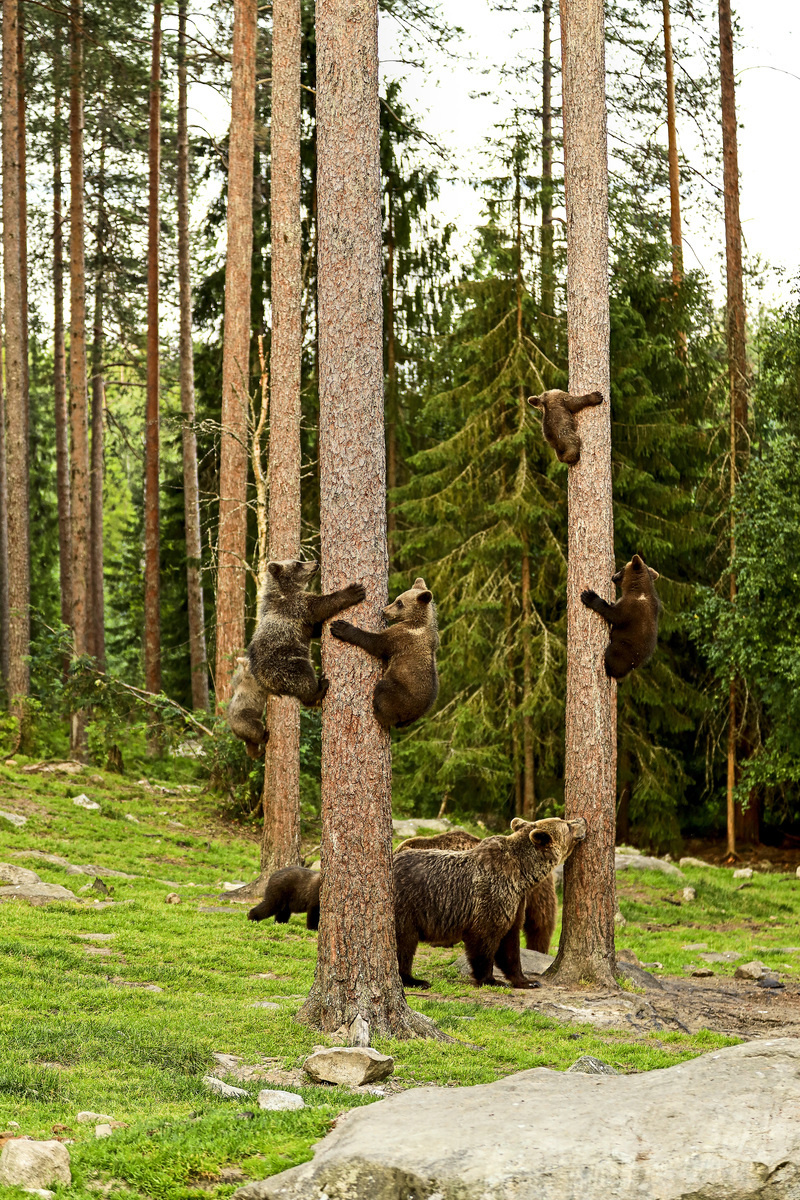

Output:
xmin=612 ymin=553 xmax=659 ymax=593
xmin=267 ymin=559 xmax=319 ymax=592
xmin=383 ymin=577 xmax=435 ymax=626
xmin=509 ymin=815 xmax=587 ymax=865
xmin=527 ymin=388 xmax=567 ymax=413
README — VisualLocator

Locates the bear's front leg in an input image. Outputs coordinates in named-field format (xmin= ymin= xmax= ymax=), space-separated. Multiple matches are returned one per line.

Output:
xmin=330 ymin=621 xmax=388 ymax=659
xmin=580 ymin=590 xmax=616 ymax=623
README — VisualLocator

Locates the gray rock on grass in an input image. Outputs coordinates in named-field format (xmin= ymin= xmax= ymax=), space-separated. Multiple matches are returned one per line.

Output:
xmin=0 ymin=1140 xmax=71 ymax=1190
xmin=258 ymin=1090 xmax=305 ymax=1112
xmin=0 ymin=863 xmax=41 ymax=886
xmin=735 ymin=960 xmax=769 ymax=981
xmin=0 ymin=810 xmax=26 ymax=827
xmin=679 ymin=856 xmax=714 ymax=868
xmin=567 ymin=1056 xmax=619 ymax=1075
xmin=733 ymin=867 xmax=754 ymax=880
xmin=73 ymin=795 xmax=101 ymax=810
xmin=0 ymin=883 xmax=77 ymax=905
xmin=303 ymin=1047 xmax=394 ymax=1087
xmin=202 ymin=1076 xmax=249 ymax=1099
xmin=76 ymin=1112 xmax=113 ymax=1124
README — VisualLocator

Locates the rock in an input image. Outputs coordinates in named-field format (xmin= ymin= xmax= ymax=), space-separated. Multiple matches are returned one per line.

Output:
xmin=222 ymin=882 xmax=248 ymax=891
xmin=456 ymin=947 xmax=553 ymax=982
xmin=76 ymin=1113 xmax=114 ymax=1124
xmin=257 ymin=1090 xmax=305 ymax=1112
xmin=698 ymin=951 xmax=741 ymax=964
xmin=614 ymin=910 xmax=627 ymax=927
xmin=0 ymin=810 xmax=26 ymax=827
xmin=615 ymin=949 xmax=640 ymax=965
xmin=682 ymin=887 xmax=697 ymax=901
xmin=249 ymin=1002 xmax=280 ymax=1010
xmin=733 ymin=867 xmax=753 ymax=880
xmin=758 ymin=976 xmax=785 ymax=990
xmin=391 ymin=818 xmax=452 ymax=838
xmin=164 ymin=893 xmax=181 ymax=904
xmin=616 ymin=844 xmax=641 ymax=855
xmin=202 ymin=1076 xmax=249 ymax=1099
xmin=616 ymin=962 xmax=663 ymax=991
xmin=125 ymin=813 xmax=140 ymax=823
xmin=682 ymin=942 xmax=708 ymax=951
xmin=73 ymin=794 xmax=101 ymax=810
xmin=303 ymin=1047 xmax=394 ymax=1087
xmin=0 ymin=863 xmax=41 ymax=886
xmin=614 ymin=854 xmax=685 ymax=879
xmin=21 ymin=760 xmax=83 ymax=776
xmin=691 ymin=968 xmax=715 ymax=977
xmin=94 ymin=1125 xmax=113 ymax=1139
xmin=0 ymin=1140 xmax=71 ymax=1189
xmin=233 ymin=1040 xmax=800 ymax=1200
xmin=796 ymin=865 xmax=800 ymax=880
xmin=0 ymin=883 xmax=77 ymax=905
xmin=66 ymin=864 xmax=136 ymax=879
xmin=679 ymin=857 xmax=712 ymax=868
xmin=567 ymin=1056 xmax=619 ymax=1075
xmin=734 ymin=960 xmax=768 ymax=981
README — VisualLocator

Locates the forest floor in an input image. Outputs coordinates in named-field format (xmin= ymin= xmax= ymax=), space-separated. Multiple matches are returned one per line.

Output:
xmin=1 ymin=757 xmax=799 ymax=1198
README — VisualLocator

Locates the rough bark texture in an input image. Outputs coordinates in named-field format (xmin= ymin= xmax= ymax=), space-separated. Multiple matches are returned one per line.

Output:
xmin=144 ymin=0 xmax=161 ymax=701
xmin=3 ymin=0 xmax=30 ymax=705
xmin=177 ymin=0 xmax=209 ymax=711
xmin=0 ymin=274 xmax=8 ymax=686
xmin=662 ymin=0 xmax=683 ymax=288
xmin=261 ymin=0 xmax=302 ymax=874
xmin=53 ymin=53 xmax=72 ymax=640
xmin=546 ymin=0 xmax=617 ymax=989
xmin=215 ymin=0 xmax=256 ymax=705
xmin=16 ymin=14 xmax=27 ymax=426
xmin=89 ymin=136 xmax=105 ymax=667
xmin=540 ymin=0 xmax=555 ymax=337
xmin=298 ymin=0 xmax=439 ymax=1040
xmin=385 ymin=198 xmax=397 ymax=551
xmin=521 ymin=541 xmax=535 ymax=819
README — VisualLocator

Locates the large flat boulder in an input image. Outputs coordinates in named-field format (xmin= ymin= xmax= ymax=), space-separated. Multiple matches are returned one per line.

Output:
xmin=0 ymin=883 xmax=77 ymax=905
xmin=233 ymin=1039 xmax=800 ymax=1199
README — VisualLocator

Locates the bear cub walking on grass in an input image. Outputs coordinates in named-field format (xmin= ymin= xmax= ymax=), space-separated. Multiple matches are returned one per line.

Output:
xmin=527 ymin=389 xmax=603 ymax=465
xmin=580 ymin=553 xmax=661 ymax=680
xmin=228 ymin=657 xmax=269 ymax=759
xmin=330 ymin=576 xmax=439 ymax=729
xmin=247 ymin=866 xmax=321 ymax=930
xmin=248 ymin=560 xmax=365 ymax=707
xmin=393 ymin=816 xmax=586 ymax=990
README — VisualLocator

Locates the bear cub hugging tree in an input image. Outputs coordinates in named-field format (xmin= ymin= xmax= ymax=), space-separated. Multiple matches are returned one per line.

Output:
xmin=581 ymin=553 xmax=661 ymax=679
xmin=228 ymin=658 xmax=269 ymax=759
xmin=527 ymin=388 xmax=603 ymax=465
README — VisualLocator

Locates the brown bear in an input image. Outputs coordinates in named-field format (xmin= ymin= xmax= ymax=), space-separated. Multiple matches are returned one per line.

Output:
xmin=247 ymin=866 xmax=321 ymax=930
xmin=395 ymin=828 xmax=557 ymax=956
xmin=527 ymin=388 xmax=603 ymax=465
xmin=248 ymin=560 xmax=365 ymax=706
xmin=580 ymin=553 xmax=661 ymax=680
xmin=393 ymin=815 xmax=586 ymax=990
xmin=330 ymin=577 xmax=439 ymax=728
xmin=228 ymin=657 xmax=269 ymax=759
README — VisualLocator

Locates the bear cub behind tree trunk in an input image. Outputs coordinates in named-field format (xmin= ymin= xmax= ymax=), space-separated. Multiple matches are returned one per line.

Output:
xmin=228 ymin=657 xmax=269 ymax=759
xmin=580 ymin=553 xmax=661 ymax=680
xmin=393 ymin=816 xmax=586 ymax=990
xmin=247 ymin=866 xmax=321 ymax=930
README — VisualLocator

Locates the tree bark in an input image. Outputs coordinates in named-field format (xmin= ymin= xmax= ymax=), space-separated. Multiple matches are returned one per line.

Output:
xmin=386 ymin=194 xmax=397 ymax=553
xmin=16 ymin=13 xmax=27 ymax=435
xmin=662 ymin=0 xmax=683 ymax=289
xmin=261 ymin=0 xmax=302 ymax=874
xmin=521 ymin=541 xmax=535 ymax=819
xmin=298 ymin=0 xmax=440 ymax=1040
xmin=177 ymin=0 xmax=209 ymax=712
xmin=53 ymin=46 xmax=72 ymax=642
xmin=215 ymin=0 xmax=257 ymax=705
xmin=546 ymin=0 xmax=617 ymax=989
xmin=0 ymin=270 xmax=8 ymax=687
xmin=3 ymin=0 xmax=30 ymax=707
xmin=540 ymin=0 xmax=555 ymax=339
xmin=144 ymin=0 xmax=161 ymax=709
xmin=89 ymin=132 xmax=106 ymax=667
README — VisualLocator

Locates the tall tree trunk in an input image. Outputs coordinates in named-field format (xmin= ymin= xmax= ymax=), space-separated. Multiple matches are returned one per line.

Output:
xmin=215 ymin=0 xmax=256 ymax=705
xmin=53 ymin=47 xmax=72 ymax=644
xmin=177 ymin=0 xmax=209 ymax=711
xmin=547 ymin=0 xmax=617 ymax=989
xmin=719 ymin=0 xmax=748 ymax=857
xmin=3 ymin=0 xmax=30 ymax=708
xmin=261 ymin=0 xmax=302 ymax=874
xmin=16 ymin=14 xmax=27 ymax=421
xmin=0 ymin=270 xmax=8 ymax=687
xmin=386 ymin=193 xmax=397 ymax=554
xmin=298 ymin=0 xmax=439 ymax=1040
xmin=144 ymin=0 xmax=162 ymax=715
xmin=89 ymin=133 xmax=106 ymax=666
xmin=515 ymin=161 xmax=535 ymax=819
xmin=540 ymin=0 xmax=555 ymax=342
xmin=69 ymin=0 xmax=90 ymax=751
xmin=662 ymin=0 xmax=686 ymax=359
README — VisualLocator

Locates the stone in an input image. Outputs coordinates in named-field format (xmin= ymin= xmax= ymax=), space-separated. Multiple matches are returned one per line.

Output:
xmin=202 ymin=1076 xmax=248 ymax=1099
xmin=76 ymin=1113 xmax=113 ymax=1124
xmin=164 ymin=893 xmax=181 ymax=904
xmin=616 ymin=962 xmax=664 ymax=991
xmin=614 ymin=854 xmax=685 ymax=879
xmin=232 ymin=1039 xmax=800 ymax=1200
xmin=303 ymin=1047 xmax=394 ymax=1088
xmin=73 ymin=794 xmax=101 ymax=810
xmin=125 ymin=814 xmax=140 ymax=823
xmin=615 ymin=949 xmax=640 ymax=965
xmin=94 ymin=1125 xmax=113 ymax=1139
xmin=698 ymin=951 xmax=741 ymax=963
xmin=222 ymin=882 xmax=248 ymax=891
xmin=456 ymin=947 xmax=553 ymax=982
xmin=249 ymin=1002 xmax=280 ymax=1010
xmin=0 ymin=810 xmax=26 ymax=827
xmin=0 ymin=1141 xmax=71 ymax=1190
xmin=0 ymin=883 xmax=77 ymax=905
xmin=734 ymin=960 xmax=768 ymax=981
xmin=66 ymin=864 xmax=136 ymax=879
xmin=682 ymin=942 xmax=708 ymax=951
xmin=796 ymin=865 xmax=800 ymax=880
xmin=679 ymin=857 xmax=712 ymax=868
xmin=691 ymin=968 xmax=715 ymax=977
xmin=0 ymin=863 xmax=41 ymax=886
xmin=733 ymin=867 xmax=753 ymax=879
xmin=257 ymin=1090 xmax=305 ymax=1112
xmin=682 ymin=887 xmax=697 ymax=902
xmin=758 ymin=976 xmax=786 ymax=990
xmin=614 ymin=910 xmax=627 ymax=927
xmin=567 ymin=1056 xmax=619 ymax=1075
xmin=391 ymin=818 xmax=452 ymax=838
xmin=21 ymin=760 xmax=83 ymax=775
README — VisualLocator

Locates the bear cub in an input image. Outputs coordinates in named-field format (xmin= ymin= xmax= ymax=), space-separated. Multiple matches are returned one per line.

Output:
xmin=581 ymin=553 xmax=661 ymax=680
xmin=247 ymin=866 xmax=321 ymax=930
xmin=330 ymin=576 xmax=439 ymax=729
xmin=393 ymin=816 xmax=586 ymax=990
xmin=527 ymin=388 xmax=603 ymax=465
xmin=228 ymin=657 xmax=269 ymax=759
xmin=248 ymin=560 xmax=365 ymax=707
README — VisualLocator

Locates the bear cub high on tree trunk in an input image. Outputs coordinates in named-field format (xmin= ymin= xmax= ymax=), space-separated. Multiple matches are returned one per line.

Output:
xmin=580 ymin=553 xmax=661 ymax=680
xmin=247 ymin=866 xmax=321 ymax=930
xmin=330 ymin=576 xmax=439 ymax=728
xmin=248 ymin=560 xmax=365 ymax=707
xmin=228 ymin=657 xmax=269 ymax=759
xmin=527 ymin=388 xmax=603 ymax=465
xmin=394 ymin=816 xmax=586 ymax=990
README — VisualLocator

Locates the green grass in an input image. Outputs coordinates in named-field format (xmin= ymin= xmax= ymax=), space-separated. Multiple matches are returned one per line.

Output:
xmin=0 ymin=761 xmax=793 ymax=1197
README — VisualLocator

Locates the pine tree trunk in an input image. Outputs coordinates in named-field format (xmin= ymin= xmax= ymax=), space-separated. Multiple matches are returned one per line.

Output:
xmin=662 ymin=0 xmax=687 ymax=359
xmin=89 ymin=134 xmax=106 ymax=667
xmin=521 ymin=540 xmax=535 ymax=819
xmin=144 ymin=0 xmax=162 ymax=712
xmin=386 ymin=196 xmax=397 ymax=553
xmin=16 ymin=14 xmax=27 ymax=427
xmin=69 ymin=0 xmax=90 ymax=752
xmin=546 ymin=0 xmax=617 ymax=989
xmin=0 ymin=277 xmax=8 ymax=687
xmin=261 ymin=0 xmax=302 ymax=874
xmin=53 ymin=50 xmax=72 ymax=643
xmin=540 ymin=0 xmax=555 ymax=338
xmin=216 ymin=0 xmax=256 ymax=705
xmin=298 ymin=0 xmax=440 ymax=1040
xmin=3 ymin=0 xmax=30 ymax=708
xmin=177 ymin=0 xmax=209 ymax=711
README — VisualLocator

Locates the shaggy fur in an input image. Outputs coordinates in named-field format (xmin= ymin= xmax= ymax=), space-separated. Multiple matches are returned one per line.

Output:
xmin=527 ymin=388 xmax=603 ymax=465
xmin=393 ymin=816 xmax=586 ymax=989
xmin=247 ymin=866 xmax=321 ymax=930
xmin=248 ymin=560 xmax=365 ymax=706
xmin=228 ymin=657 xmax=269 ymax=759
xmin=330 ymin=577 xmax=439 ymax=728
xmin=581 ymin=553 xmax=661 ymax=680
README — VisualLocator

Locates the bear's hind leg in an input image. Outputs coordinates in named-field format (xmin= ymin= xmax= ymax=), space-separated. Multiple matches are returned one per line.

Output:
xmin=464 ymin=933 xmax=503 ymax=987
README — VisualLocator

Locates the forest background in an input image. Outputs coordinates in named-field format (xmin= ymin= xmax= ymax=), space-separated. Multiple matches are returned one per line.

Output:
xmin=2 ymin=0 xmax=800 ymax=854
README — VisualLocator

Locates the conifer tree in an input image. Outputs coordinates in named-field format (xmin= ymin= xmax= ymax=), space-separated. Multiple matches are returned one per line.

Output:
xmin=144 ymin=0 xmax=162 ymax=722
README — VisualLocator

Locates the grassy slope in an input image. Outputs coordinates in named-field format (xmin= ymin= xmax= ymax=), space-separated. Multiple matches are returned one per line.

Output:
xmin=2 ymin=760 xmax=795 ymax=1198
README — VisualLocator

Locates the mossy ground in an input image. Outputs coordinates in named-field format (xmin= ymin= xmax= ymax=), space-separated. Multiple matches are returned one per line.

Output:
xmin=1 ymin=759 xmax=797 ymax=1198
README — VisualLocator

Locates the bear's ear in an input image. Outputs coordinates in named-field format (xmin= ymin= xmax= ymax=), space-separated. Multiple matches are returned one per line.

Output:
xmin=527 ymin=394 xmax=543 ymax=409
xmin=510 ymin=817 xmax=526 ymax=832
xmin=268 ymin=561 xmax=282 ymax=579
xmin=417 ymin=590 xmax=433 ymax=605
xmin=413 ymin=577 xmax=427 ymax=590
xmin=611 ymin=567 xmax=623 ymax=585
xmin=531 ymin=829 xmax=553 ymax=847
xmin=647 ymin=566 xmax=659 ymax=580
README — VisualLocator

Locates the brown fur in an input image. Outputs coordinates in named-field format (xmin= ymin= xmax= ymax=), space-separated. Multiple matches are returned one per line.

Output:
xmin=247 ymin=866 xmax=321 ymax=930
xmin=248 ymin=560 xmax=365 ymax=706
xmin=393 ymin=816 xmax=586 ymax=990
xmin=581 ymin=553 xmax=661 ymax=680
xmin=527 ymin=389 xmax=603 ymax=465
xmin=228 ymin=657 xmax=269 ymax=759
xmin=395 ymin=829 xmax=557 ymax=956
xmin=330 ymin=577 xmax=439 ymax=729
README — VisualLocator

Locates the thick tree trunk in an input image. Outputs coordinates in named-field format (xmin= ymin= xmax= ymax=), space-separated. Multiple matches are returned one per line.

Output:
xmin=546 ymin=0 xmax=617 ymax=989
xmin=386 ymin=197 xmax=397 ymax=553
xmin=521 ymin=541 xmax=535 ymax=819
xmin=215 ymin=0 xmax=256 ymax=705
xmin=662 ymin=0 xmax=686 ymax=359
xmin=144 ymin=0 xmax=161 ymax=711
xmin=260 ymin=0 xmax=302 ymax=873
xmin=0 ymin=277 xmax=8 ymax=686
xmin=177 ymin=0 xmax=209 ymax=712
xmin=3 ymin=0 xmax=30 ymax=707
xmin=16 ymin=15 xmax=27 ymax=423
xmin=298 ymin=0 xmax=440 ymax=1040
xmin=53 ymin=52 xmax=72 ymax=641
xmin=540 ymin=0 xmax=555 ymax=338
xmin=89 ymin=135 xmax=105 ymax=667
